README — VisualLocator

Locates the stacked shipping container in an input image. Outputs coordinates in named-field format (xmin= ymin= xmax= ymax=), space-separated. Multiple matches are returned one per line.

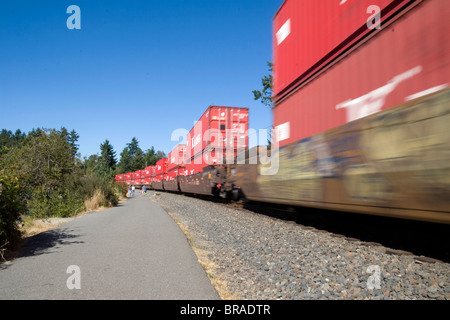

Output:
xmin=125 ymin=172 xmax=134 ymax=185
xmin=144 ymin=165 xmax=156 ymax=185
xmin=165 ymin=144 xmax=186 ymax=191
xmin=134 ymin=169 xmax=145 ymax=185
xmin=273 ymin=0 xmax=412 ymax=99
xmin=152 ymin=158 xmax=168 ymax=190
xmin=115 ymin=174 xmax=125 ymax=183
xmin=272 ymin=0 xmax=450 ymax=147
xmin=185 ymin=106 xmax=249 ymax=175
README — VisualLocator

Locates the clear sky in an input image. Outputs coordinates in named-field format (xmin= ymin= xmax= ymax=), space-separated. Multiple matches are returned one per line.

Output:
xmin=0 ymin=0 xmax=282 ymax=159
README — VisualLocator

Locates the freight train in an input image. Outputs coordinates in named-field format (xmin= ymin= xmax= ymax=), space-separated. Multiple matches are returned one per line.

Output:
xmin=116 ymin=0 xmax=450 ymax=224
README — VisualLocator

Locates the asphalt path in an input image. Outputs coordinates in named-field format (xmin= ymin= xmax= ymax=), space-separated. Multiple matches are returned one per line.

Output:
xmin=0 ymin=195 xmax=220 ymax=300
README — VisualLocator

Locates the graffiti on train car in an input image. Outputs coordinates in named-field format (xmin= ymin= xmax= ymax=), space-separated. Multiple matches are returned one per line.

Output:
xmin=361 ymin=89 xmax=450 ymax=195
xmin=257 ymin=138 xmax=322 ymax=202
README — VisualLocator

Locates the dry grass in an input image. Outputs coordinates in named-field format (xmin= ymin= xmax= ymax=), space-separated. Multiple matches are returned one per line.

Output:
xmin=166 ymin=211 xmax=241 ymax=300
xmin=20 ymin=188 xmax=113 ymax=239
xmin=20 ymin=216 xmax=75 ymax=238
xmin=84 ymin=189 xmax=107 ymax=212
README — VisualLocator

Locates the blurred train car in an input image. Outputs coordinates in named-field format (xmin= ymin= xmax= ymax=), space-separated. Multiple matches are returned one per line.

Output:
xmin=233 ymin=0 xmax=450 ymax=224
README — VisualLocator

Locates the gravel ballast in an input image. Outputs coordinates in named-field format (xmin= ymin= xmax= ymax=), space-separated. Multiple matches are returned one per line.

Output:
xmin=151 ymin=192 xmax=449 ymax=300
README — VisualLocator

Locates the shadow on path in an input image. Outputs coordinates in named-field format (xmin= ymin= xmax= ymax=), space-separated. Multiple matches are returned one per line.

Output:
xmin=1 ymin=227 xmax=84 ymax=270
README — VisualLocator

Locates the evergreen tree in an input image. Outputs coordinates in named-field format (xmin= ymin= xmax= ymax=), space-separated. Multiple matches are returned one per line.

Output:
xmin=100 ymin=139 xmax=117 ymax=172
xmin=118 ymin=137 xmax=145 ymax=173
xmin=60 ymin=127 xmax=80 ymax=162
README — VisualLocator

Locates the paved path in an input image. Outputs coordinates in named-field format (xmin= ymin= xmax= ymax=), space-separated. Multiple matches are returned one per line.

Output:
xmin=0 ymin=196 xmax=220 ymax=300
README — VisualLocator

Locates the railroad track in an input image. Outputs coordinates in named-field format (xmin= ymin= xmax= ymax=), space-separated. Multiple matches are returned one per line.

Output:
xmin=182 ymin=192 xmax=450 ymax=263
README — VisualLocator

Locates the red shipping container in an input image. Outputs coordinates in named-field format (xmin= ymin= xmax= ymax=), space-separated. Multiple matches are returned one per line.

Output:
xmin=273 ymin=0 xmax=450 ymax=147
xmin=168 ymin=144 xmax=186 ymax=171
xmin=166 ymin=167 xmax=184 ymax=181
xmin=136 ymin=170 xmax=145 ymax=185
xmin=125 ymin=172 xmax=134 ymax=185
xmin=273 ymin=0 xmax=412 ymax=99
xmin=134 ymin=170 xmax=144 ymax=180
xmin=152 ymin=160 xmax=166 ymax=190
xmin=184 ymin=162 xmax=208 ymax=177
xmin=185 ymin=106 xmax=249 ymax=174
xmin=155 ymin=158 xmax=168 ymax=177
xmin=144 ymin=166 xmax=156 ymax=178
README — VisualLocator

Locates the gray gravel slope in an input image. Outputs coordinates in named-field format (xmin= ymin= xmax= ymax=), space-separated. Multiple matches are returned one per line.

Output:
xmin=152 ymin=192 xmax=450 ymax=300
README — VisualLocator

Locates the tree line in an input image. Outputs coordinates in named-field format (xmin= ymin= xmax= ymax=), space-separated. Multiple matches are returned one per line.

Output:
xmin=84 ymin=136 xmax=166 ymax=177
xmin=0 ymin=128 xmax=165 ymax=252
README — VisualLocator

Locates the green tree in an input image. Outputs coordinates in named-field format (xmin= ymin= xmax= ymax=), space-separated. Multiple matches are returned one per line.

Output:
xmin=83 ymin=154 xmax=99 ymax=172
xmin=252 ymin=61 xmax=273 ymax=108
xmin=144 ymin=146 xmax=157 ymax=167
xmin=143 ymin=147 xmax=166 ymax=167
xmin=6 ymin=129 xmax=76 ymax=190
xmin=0 ymin=129 xmax=26 ymax=157
xmin=100 ymin=139 xmax=117 ymax=172
xmin=156 ymin=150 xmax=166 ymax=162
xmin=118 ymin=137 xmax=145 ymax=173
xmin=1 ymin=128 xmax=82 ymax=219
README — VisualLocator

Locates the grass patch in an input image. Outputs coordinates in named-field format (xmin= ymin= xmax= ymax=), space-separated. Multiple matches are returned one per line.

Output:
xmin=84 ymin=189 xmax=107 ymax=212
xmin=20 ymin=215 xmax=75 ymax=238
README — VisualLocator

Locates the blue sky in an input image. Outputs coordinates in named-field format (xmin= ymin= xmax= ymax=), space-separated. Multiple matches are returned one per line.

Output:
xmin=0 ymin=0 xmax=282 ymax=159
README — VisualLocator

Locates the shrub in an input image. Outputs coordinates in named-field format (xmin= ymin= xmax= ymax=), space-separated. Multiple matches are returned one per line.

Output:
xmin=114 ymin=181 xmax=129 ymax=198
xmin=27 ymin=185 xmax=84 ymax=218
xmin=64 ymin=174 xmax=119 ymax=212
xmin=0 ymin=168 xmax=25 ymax=247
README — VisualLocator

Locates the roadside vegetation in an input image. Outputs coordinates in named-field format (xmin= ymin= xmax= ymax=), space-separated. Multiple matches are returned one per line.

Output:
xmin=0 ymin=128 xmax=165 ymax=259
xmin=0 ymin=128 xmax=127 ymax=256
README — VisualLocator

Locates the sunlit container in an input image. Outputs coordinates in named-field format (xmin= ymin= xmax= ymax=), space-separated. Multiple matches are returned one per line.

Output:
xmin=165 ymin=145 xmax=186 ymax=191
xmin=133 ymin=170 xmax=144 ymax=185
xmin=273 ymin=0 xmax=412 ymax=100
xmin=134 ymin=170 xmax=143 ymax=180
xmin=155 ymin=158 xmax=168 ymax=176
xmin=125 ymin=172 xmax=134 ymax=185
xmin=143 ymin=165 xmax=155 ymax=185
xmin=152 ymin=158 xmax=168 ymax=190
xmin=273 ymin=0 xmax=450 ymax=147
xmin=114 ymin=174 xmax=124 ymax=182
xmin=185 ymin=106 xmax=249 ymax=175
xmin=168 ymin=144 xmax=186 ymax=171
xmin=143 ymin=166 xmax=155 ymax=178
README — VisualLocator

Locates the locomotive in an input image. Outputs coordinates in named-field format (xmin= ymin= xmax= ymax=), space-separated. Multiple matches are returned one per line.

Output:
xmin=117 ymin=0 xmax=450 ymax=224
